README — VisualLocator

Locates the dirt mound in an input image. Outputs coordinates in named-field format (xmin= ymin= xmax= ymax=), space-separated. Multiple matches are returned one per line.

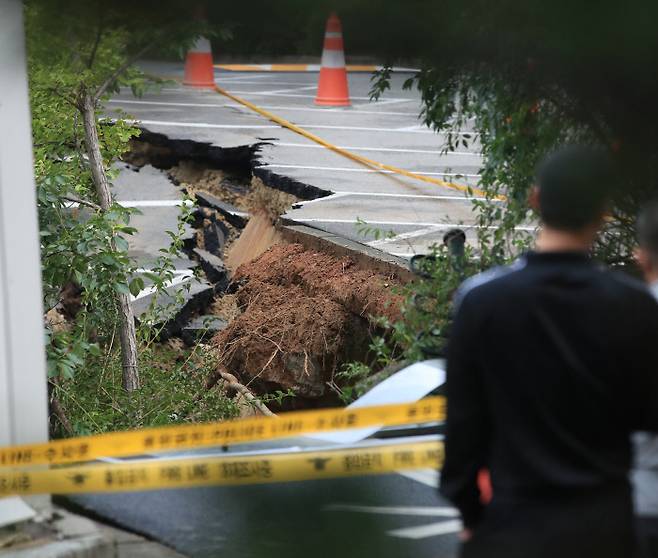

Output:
xmin=233 ymin=243 xmax=403 ymax=322
xmin=210 ymin=243 xmax=404 ymax=403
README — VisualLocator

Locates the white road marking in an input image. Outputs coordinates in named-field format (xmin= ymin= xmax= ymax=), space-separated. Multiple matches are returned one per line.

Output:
xmin=324 ymin=504 xmax=459 ymax=517
xmin=129 ymin=119 xmax=280 ymax=130
xmin=296 ymin=218 xmax=536 ymax=231
xmin=130 ymin=272 xmax=195 ymax=301
xmin=126 ymin=117 xmax=473 ymax=136
xmin=261 ymin=164 xmax=481 ymax=178
xmin=63 ymin=199 xmax=195 ymax=209
xmin=108 ymin=99 xmax=234 ymax=109
xmin=272 ymin=141 xmax=481 ymax=157
xmin=259 ymin=85 xmax=317 ymax=94
xmin=292 ymin=193 xmax=350 ymax=206
xmin=292 ymin=124 xmax=439 ymax=134
xmin=217 ymin=79 xmax=312 ymax=86
xmin=397 ymin=469 xmax=440 ymax=488
xmin=135 ymin=268 xmax=193 ymax=275
xmin=117 ymin=200 xmax=195 ymax=208
xmin=292 ymin=191 xmax=491 ymax=208
xmin=307 ymin=191 xmax=490 ymax=201
xmin=108 ymin=98 xmax=421 ymax=117
xmin=257 ymin=105 xmax=419 ymax=116
xmin=297 ymin=125 xmax=475 ymax=135
xmin=229 ymin=91 xmax=408 ymax=105
xmin=324 ymin=503 xmax=462 ymax=540
xmin=396 ymin=124 xmax=428 ymax=131
xmin=214 ymin=75 xmax=275 ymax=82
xmin=368 ymin=226 xmax=444 ymax=247
xmin=354 ymin=98 xmax=414 ymax=107
xmin=387 ymin=519 xmax=463 ymax=539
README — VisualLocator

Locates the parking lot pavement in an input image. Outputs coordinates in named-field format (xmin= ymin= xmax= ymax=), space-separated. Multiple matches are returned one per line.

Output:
xmin=106 ymin=61 xmax=490 ymax=258
xmin=67 ymin=468 xmax=460 ymax=558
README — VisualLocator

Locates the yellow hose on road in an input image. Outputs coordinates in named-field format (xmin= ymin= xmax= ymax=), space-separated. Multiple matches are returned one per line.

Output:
xmin=214 ymin=85 xmax=504 ymax=201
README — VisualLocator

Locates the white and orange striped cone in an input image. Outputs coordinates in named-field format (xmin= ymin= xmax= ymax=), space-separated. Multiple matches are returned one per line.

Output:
xmin=315 ymin=13 xmax=350 ymax=106
xmin=183 ymin=36 xmax=215 ymax=88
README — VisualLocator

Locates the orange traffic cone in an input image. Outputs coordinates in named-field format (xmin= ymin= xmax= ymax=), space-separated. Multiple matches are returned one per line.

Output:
xmin=315 ymin=13 xmax=350 ymax=106
xmin=183 ymin=36 xmax=215 ymax=88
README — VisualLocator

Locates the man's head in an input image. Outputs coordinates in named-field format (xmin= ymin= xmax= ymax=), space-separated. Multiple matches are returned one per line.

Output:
xmin=531 ymin=146 xmax=615 ymax=234
xmin=636 ymin=201 xmax=658 ymax=282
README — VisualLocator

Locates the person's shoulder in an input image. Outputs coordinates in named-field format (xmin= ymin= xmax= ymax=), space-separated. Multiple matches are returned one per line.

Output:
xmin=454 ymin=256 xmax=528 ymax=312
xmin=597 ymin=265 xmax=655 ymax=301
xmin=603 ymin=269 xmax=658 ymax=306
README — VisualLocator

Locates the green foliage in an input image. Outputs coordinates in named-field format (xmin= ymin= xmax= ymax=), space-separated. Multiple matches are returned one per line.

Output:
xmin=382 ymin=245 xmax=481 ymax=362
xmin=355 ymin=217 xmax=396 ymax=241
xmin=336 ymin=235 xmax=486 ymax=401
xmin=355 ymin=2 xmax=658 ymax=390
xmin=334 ymin=362 xmax=372 ymax=404
xmin=358 ymin=6 xmax=658 ymax=383
xmin=29 ymin=33 xmax=141 ymax=378
xmin=46 ymin=329 xmax=100 ymax=380
xmin=52 ymin=344 xmax=240 ymax=435
xmin=26 ymin=1 xmax=210 ymax=385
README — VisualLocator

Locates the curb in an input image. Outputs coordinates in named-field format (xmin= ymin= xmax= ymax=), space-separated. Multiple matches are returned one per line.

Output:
xmin=1 ymin=510 xmax=113 ymax=558
xmin=4 ymin=535 xmax=113 ymax=558
xmin=276 ymin=220 xmax=415 ymax=282
xmin=0 ymin=508 xmax=187 ymax=558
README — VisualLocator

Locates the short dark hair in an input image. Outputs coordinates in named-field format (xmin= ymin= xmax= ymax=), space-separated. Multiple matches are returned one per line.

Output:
xmin=536 ymin=146 xmax=615 ymax=231
xmin=637 ymin=200 xmax=658 ymax=257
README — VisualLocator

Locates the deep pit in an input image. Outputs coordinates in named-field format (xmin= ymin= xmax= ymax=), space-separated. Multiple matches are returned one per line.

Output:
xmin=123 ymin=131 xmax=407 ymax=412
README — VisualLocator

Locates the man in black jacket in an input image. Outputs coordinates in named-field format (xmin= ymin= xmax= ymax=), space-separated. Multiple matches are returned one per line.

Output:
xmin=440 ymin=146 xmax=658 ymax=558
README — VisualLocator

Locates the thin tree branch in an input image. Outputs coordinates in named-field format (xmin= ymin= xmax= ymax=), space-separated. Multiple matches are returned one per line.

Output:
xmin=219 ymin=369 xmax=276 ymax=417
xmin=47 ymin=86 xmax=78 ymax=109
xmin=93 ymin=20 xmax=188 ymax=103
xmin=87 ymin=8 xmax=105 ymax=69
xmin=51 ymin=395 xmax=74 ymax=436
xmin=93 ymin=42 xmax=154 ymax=103
xmin=62 ymin=195 xmax=102 ymax=211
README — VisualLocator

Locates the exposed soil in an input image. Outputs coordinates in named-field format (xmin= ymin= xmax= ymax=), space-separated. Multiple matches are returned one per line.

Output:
xmin=122 ymin=133 xmax=403 ymax=410
xmin=225 ymin=211 xmax=282 ymax=271
xmin=167 ymin=160 xmax=297 ymax=269
xmin=208 ymin=293 xmax=241 ymax=322
xmin=233 ymin=243 xmax=403 ymax=322
xmin=243 ymin=177 xmax=297 ymax=219
xmin=208 ymin=243 xmax=404 ymax=407
xmin=169 ymin=160 xmax=250 ymax=210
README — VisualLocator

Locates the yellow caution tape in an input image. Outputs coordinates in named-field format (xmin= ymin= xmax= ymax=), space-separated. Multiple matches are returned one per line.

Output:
xmin=214 ymin=85 xmax=506 ymax=202
xmin=0 ymin=440 xmax=443 ymax=497
xmin=0 ymin=398 xmax=444 ymax=469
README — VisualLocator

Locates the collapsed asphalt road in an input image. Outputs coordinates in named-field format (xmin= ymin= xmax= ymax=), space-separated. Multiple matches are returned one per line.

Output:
xmin=107 ymin=62 xmax=489 ymax=259
xmin=78 ymin=64 xmax=473 ymax=557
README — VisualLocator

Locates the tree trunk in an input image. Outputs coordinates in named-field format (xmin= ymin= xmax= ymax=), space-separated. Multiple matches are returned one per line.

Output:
xmin=81 ymin=90 xmax=140 ymax=391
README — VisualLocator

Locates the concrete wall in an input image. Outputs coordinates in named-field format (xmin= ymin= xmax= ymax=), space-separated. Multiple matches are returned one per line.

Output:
xmin=0 ymin=0 xmax=49 ymax=459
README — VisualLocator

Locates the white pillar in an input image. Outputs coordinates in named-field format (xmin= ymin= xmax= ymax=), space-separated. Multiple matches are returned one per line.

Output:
xmin=0 ymin=0 xmax=50 ymax=516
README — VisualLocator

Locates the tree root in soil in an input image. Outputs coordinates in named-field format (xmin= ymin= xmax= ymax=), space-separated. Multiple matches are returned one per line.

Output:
xmin=208 ymin=367 xmax=275 ymax=417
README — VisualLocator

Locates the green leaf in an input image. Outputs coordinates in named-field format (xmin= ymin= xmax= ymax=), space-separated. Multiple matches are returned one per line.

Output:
xmin=114 ymin=236 xmax=129 ymax=252
xmin=129 ymin=277 xmax=144 ymax=297
xmin=113 ymin=282 xmax=131 ymax=296
xmin=100 ymin=253 xmax=116 ymax=266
